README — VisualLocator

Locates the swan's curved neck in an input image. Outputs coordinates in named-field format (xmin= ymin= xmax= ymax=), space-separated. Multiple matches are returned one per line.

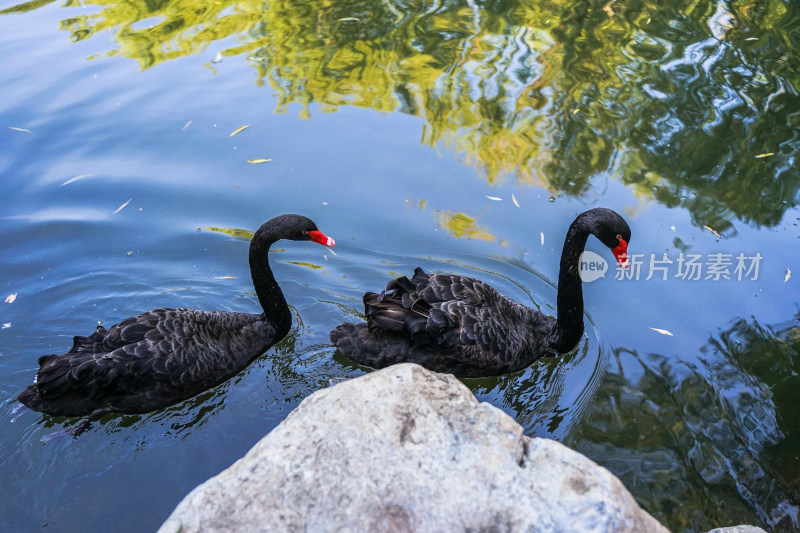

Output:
xmin=551 ymin=219 xmax=590 ymax=352
xmin=249 ymin=228 xmax=291 ymax=336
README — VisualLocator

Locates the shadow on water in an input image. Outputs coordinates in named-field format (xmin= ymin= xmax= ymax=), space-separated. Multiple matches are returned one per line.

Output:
xmin=569 ymin=312 xmax=800 ymax=532
xmin=2 ymin=0 xmax=799 ymax=232
xmin=31 ymin=385 xmax=227 ymax=441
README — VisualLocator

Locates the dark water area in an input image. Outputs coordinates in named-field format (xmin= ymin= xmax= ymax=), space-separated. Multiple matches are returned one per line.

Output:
xmin=0 ymin=0 xmax=798 ymax=531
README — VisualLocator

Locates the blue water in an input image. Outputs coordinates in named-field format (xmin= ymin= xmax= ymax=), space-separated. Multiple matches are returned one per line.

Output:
xmin=1 ymin=0 xmax=799 ymax=531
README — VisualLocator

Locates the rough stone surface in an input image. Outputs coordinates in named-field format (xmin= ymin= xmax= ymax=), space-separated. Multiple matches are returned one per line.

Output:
xmin=705 ymin=527 xmax=767 ymax=533
xmin=158 ymin=363 xmax=669 ymax=533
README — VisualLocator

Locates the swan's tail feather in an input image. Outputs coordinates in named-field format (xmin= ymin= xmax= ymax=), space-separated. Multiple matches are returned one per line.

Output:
xmin=16 ymin=384 xmax=45 ymax=412
xmin=37 ymin=354 xmax=58 ymax=366
xmin=17 ymin=352 xmax=101 ymax=416
xmin=364 ymin=285 xmax=454 ymax=349
xmin=330 ymin=323 xmax=410 ymax=370
xmin=70 ymin=325 xmax=109 ymax=354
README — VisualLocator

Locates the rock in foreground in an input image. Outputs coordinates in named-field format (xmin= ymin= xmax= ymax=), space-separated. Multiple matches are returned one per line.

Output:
xmin=159 ymin=363 xmax=668 ymax=533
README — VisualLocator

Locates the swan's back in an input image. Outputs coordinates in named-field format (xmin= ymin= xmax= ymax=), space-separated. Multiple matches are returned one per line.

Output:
xmin=18 ymin=308 xmax=280 ymax=417
xmin=331 ymin=268 xmax=556 ymax=377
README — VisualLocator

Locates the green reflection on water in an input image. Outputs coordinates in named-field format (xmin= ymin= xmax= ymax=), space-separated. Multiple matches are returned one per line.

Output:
xmin=203 ymin=226 xmax=254 ymax=240
xmin=284 ymin=261 xmax=324 ymax=270
xmin=435 ymin=210 xmax=496 ymax=241
xmin=3 ymin=0 xmax=799 ymax=230
xmin=570 ymin=313 xmax=800 ymax=531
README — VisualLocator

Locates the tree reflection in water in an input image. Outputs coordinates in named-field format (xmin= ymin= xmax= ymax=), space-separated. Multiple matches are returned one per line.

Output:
xmin=2 ymin=0 xmax=798 ymax=231
xmin=569 ymin=313 xmax=800 ymax=532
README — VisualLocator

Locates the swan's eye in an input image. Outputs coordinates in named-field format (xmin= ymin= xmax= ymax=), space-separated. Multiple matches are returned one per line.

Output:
xmin=616 ymin=234 xmax=622 ymax=241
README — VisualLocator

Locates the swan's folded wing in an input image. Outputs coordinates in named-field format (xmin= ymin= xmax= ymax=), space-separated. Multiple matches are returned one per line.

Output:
xmin=35 ymin=309 xmax=200 ymax=401
xmin=416 ymin=273 xmax=492 ymax=308
xmin=34 ymin=350 xmax=137 ymax=401
xmin=66 ymin=309 xmax=172 ymax=356
xmin=380 ymin=269 xmax=492 ymax=306
xmin=98 ymin=309 xmax=174 ymax=352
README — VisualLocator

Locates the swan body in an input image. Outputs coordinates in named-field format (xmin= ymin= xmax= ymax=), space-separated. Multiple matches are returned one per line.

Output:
xmin=331 ymin=208 xmax=630 ymax=378
xmin=18 ymin=214 xmax=334 ymax=421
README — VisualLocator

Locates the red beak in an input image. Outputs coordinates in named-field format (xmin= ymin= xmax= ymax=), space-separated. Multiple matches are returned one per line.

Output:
xmin=612 ymin=239 xmax=628 ymax=269
xmin=308 ymin=230 xmax=335 ymax=247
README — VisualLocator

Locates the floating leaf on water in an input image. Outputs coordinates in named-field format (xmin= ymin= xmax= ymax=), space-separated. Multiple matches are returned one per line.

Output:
xmin=285 ymin=261 xmax=324 ymax=270
xmin=9 ymin=126 xmax=33 ymax=134
xmin=512 ymin=194 xmax=520 ymax=208
xmin=540 ymin=232 xmax=545 ymax=246
xmin=61 ymin=174 xmax=91 ymax=186
xmin=214 ymin=276 xmax=236 ymax=280
xmin=181 ymin=121 xmax=192 ymax=131
xmin=230 ymin=125 xmax=249 ymax=137
xmin=5 ymin=293 xmax=17 ymax=304
xmin=785 ymin=268 xmax=791 ymax=283
xmin=486 ymin=195 xmax=502 ymax=201
xmin=337 ymin=17 xmax=360 ymax=22
xmin=247 ymin=158 xmax=272 ymax=164
xmin=435 ymin=211 xmax=495 ymax=242
xmin=112 ymin=198 xmax=132 ymax=214
xmin=649 ymin=327 xmax=674 ymax=336
xmin=744 ymin=37 xmax=758 ymax=41
xmin=755 ymin=153 xmax=774 ymax=158
xmin=205 ymin=226 xmax=254 ymax=240
xmin=703 ymin=225 xmax=721 ymax=238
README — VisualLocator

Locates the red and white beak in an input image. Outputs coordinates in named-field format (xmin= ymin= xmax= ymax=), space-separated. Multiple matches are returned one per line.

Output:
xmin=308 ymin=230 xmax=335 ymax=247
xmin=612 ymin=238 xmax=628 ymax=269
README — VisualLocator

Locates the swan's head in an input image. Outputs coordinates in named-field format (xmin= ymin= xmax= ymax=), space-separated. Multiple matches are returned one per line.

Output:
xmin=582 ymin=208 xmax=631 ymax=268
xmin=266 ymin=214 xmax=335 ymax=247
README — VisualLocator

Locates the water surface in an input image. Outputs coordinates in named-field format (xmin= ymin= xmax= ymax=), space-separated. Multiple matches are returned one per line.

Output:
xmin=1 ymin=0 xmax=799 ymax=531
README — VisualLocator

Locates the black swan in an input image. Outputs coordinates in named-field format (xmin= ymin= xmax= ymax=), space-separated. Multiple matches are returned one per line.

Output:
xmin=17 ymin=214 xmax=334 ymax=424
xmin=330 ymin=208 xmax=629 ymax=377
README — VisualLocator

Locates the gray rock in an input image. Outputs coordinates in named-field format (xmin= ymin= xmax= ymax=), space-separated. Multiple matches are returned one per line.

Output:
xmin=705 ymin=527 xmax=767 ymax=533
xmin=158 ymin=363 xmax=669 ymax=533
